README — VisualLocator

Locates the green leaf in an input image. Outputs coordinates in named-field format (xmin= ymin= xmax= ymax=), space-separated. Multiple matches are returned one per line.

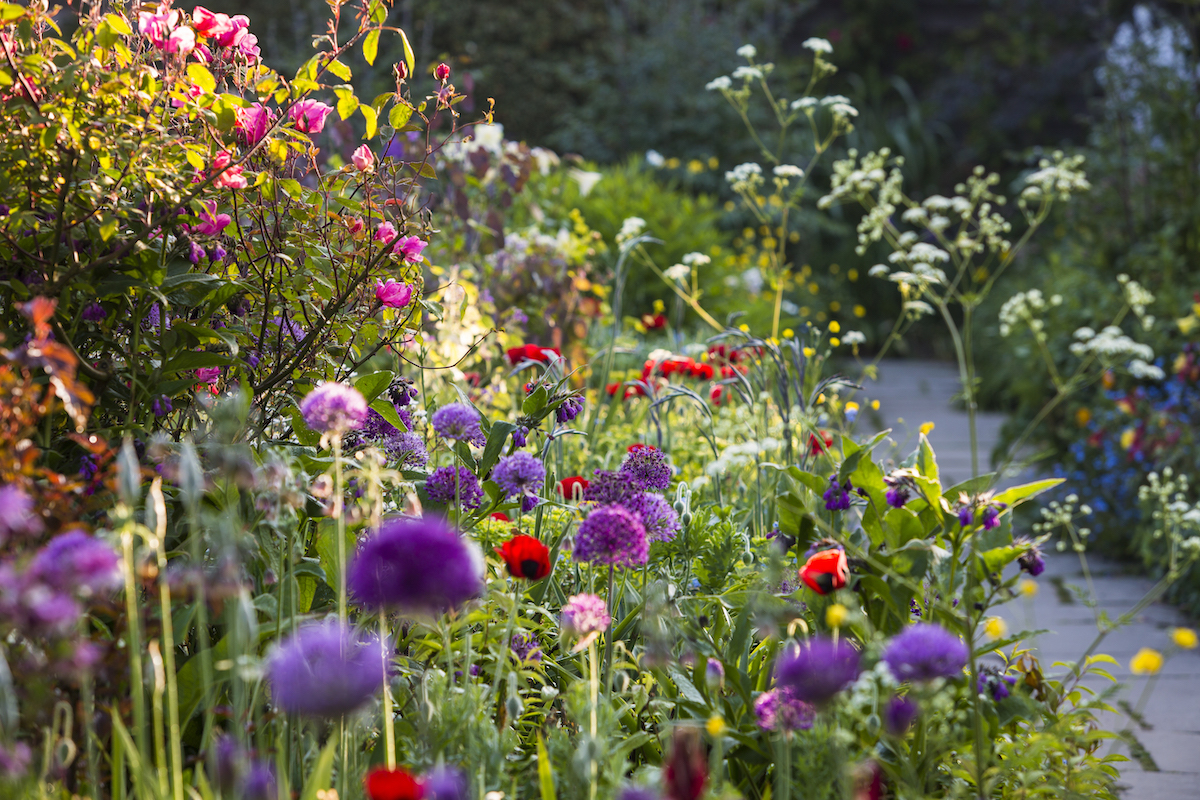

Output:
xmin=667 ymin=668 xmax=706 ymax=705
xmin=363 ymin=30 xmax=380 ymax=66
xmin=337 ymin=92 xmax=359 ymax=121
xmin=353 ymin=370 xmax=394 ymax=404
xmin=99 ymin=217 xmax=118 ymax=242
xmin=992 ymin=478 xmax=1064 ymax=509
xmin=523 ymin=386 xmax=548 ymax=415
xmin=389 ymin=101 xmax=413 ymax=130
xmin=398 ymin=27 xmax=415 ymax=79
xmin=917 ymin=433 xmax=939 ymax=484
xmin=103 ymin=12 xmax=131 ymax=34
xmin=536 ymin=733 xmax=556 ymax=800
xmin=299 ymin=737 xmax=339 ymax=800
xmin=160 ymin=351 xmax=230 ymax=375
xmin=479 ymin=421 xmax=516 ymax=477
xmin=186 ymin=63 xmax=216 ymax=94
xmin=361 ymin=104 xmax=378 ymax=139
xmin=326 ymin=58 xmax=352 ymax=82
xmin=370 ymin=398 xmax=406 ymax=432
xmin=786 ymin=466 xmax=828 ymax=497
xmin=0 ymin=4 xmax=26 ymax=21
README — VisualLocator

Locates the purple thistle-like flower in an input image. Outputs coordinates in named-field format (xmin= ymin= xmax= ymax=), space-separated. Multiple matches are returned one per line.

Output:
xmin=300 ymin=382 xmax=368 ymax=437
xmin=981 ymin=504 xmax=1004 ymax=530
xmin=347 ymin=516 xmax=483 ymax=614
xmin=560 ymin=593 xmax=611 ymax=637
xmin=212 ymin=735 xmax=242 ymax=793
xmin=885 ymin=483 xmax=910 ymax=508
xmin=425 ymin=466 xmax=483 ymax=509
xmin=424 ymin=766 xmax=469 ymax=800
xmin=431 ymin=402 xmax=486 ymax=446
xmin=555 ymin=395 xmax=584 ymax=424
xmin=583 ymin=470 xmax=640 ymax=505
xmin=977 ymin=668 xmax=1017 ymax=701
xmin=823 ymin=475 xmax=853 ymax=511
xmin=754 ymin=687 xmax=815 ymax=732
xmin=884 ymin=695 xmax=919 ymax=735
xmin=0 ymin=484 xmax=42 ymax=542
xmin=510 ymin=633 xmax=543 ymax=664
xmin=619 ymin=447 xmax=671 ymax=491
xmin=957 ymin=506 xmax=973 ymax=526
xmin=573 ymin=504 xmax=648 ymax=568
xmin=774 ymin=637 xmax=860 ymax=705
xmin=492 ymin=452 xmax=546 ymax=499
xmin=81 ymin=302 xmax=106 ymax=322
xmin=265 ymin=621 xmax=387 ymax=718
xmin=883 ymin=623 xmax=968 ymax=682
xmin=29 ymin=530 xmax=120 ymax=596
xmin=1017 ymin=537 xmax=1045 ymax=576
xmin=624 ymin=492 xmax=681 ymax=542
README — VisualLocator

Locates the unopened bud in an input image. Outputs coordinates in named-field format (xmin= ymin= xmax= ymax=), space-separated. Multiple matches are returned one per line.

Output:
xmin=435 ymin=62 xmax=451 ymax=81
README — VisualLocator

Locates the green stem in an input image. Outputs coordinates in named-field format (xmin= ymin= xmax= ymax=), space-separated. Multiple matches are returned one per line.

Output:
xmin=602 ymin=565 xmax=616 ymax=694
xmin=333 ymin=436 xmax=347 ymax=625
xmin=588 ymin=639 xmax=600 ymax=800
xmin=381 ymin=611 xmax=396 ymax=770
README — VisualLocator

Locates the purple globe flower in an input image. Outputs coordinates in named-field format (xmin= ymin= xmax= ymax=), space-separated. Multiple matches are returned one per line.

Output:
xmin=431 ymin=402 xmax=486 ymax=446
xmin=883 ymin=623 xmax=968 ymax=682
xmin=555 ymin=395 xmax=584 ymax=424
xmin=381 ymin=431 xmax=428 ymax=470
xmin=624 ymin=492 xmax=681 ymax=542
xmin=977 ymin=668 xmax=1017 ymax=701
xmin=753 ymin=687 xmax=815 ymax=732
xmin=560 ymin=593 xmax=611 ymax=637
xmin=29 ymin=530 xmax=120 ymax=596
xmin=617 ymin=788 xmax=659 ymax=800
xmin=425 ymin=466 xmax=484 ymax=509
xmin=301 ymin=382 xmax=368 ymax=437
xmin=239 ymin=761 xmax=276 ymax=800
xmin=265 ymin=621 xmax=387 ymax=718
xmin=491 ymin=451 xmax=546 ymax=499
xmin=884 ymin=695 xmax=919 ymax=735
xmin=424 ymin=766 xmax=469 ymax=800
xmin=573 ymin=504 xmax=648 ymax=568
xmin=582 ymin=470 xmax=640 ymax=505
xmin=0 ymin=484 xmax=42 ymax=541
xmin=347 ymin=516 xmax=483 ymax=614
xmin=619 ymin=447 xmax=671 ymax=491
xmin=774 ymin=637 xmax=860 ymax=705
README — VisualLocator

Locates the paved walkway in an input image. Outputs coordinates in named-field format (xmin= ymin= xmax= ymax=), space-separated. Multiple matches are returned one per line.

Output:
xmin=862 ymin=360 xmax=1200 ymax=799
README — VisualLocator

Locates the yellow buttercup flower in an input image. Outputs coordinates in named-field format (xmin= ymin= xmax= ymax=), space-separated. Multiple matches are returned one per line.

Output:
xmin=803 ymin=347 xmax=816 ymax=358
xmin=871 ymin=400 xmax=880 ymax=410
xmin=830 ymin=337 xmax=840 ymax=347
xmin=783 ymin=328 xmax=794 ymax=338
xmin=1172 ymin=628 xmax=1198 ymax=649
xmin=738 ymin=323 xmax=750 ymax=333
xmin=845 ymin=401 xmax=860 ymax=413
xmin=828 ymin=320 xmax=841 ymax=333
xmin=1131 ymin=648 xmax=1163 ymax=675
xmin=1018 ymin=579 xmax=1038 ymax=597
xmin=1120 ymin=428 xmax=1135 ymax=450
xmin=984 ymin=617 xmax=1007 ymax=640
xmin=919 ymin=422 xmax=935 ymax=436
xmin=706 ymin=714 xmax=727 ymax=737
xmin=853 ymin=304 xmax=866 ymax=316
xmin=826 ymin=603 xmax=849 ymax=628
xmin=1075 ymin=408 xmax=1091 ymax=426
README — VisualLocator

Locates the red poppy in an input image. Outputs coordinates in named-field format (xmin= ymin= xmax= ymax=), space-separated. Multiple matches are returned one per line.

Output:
xmin=687 ymin=361 xmax=715 ymax=380
xmin=641 ymin=313 xmax=667 ymax=330
xmin=365 ymin=768 xmax=424 ymax=800
xmin=491 ymin=512 xmax=511 ymax=522
xmin=607 ymin=382 xmax=646 ymax=400
xmin=495 ymin=534 xmax=552 ymax=580
xmin=664 ymin=728 xmax=707 ymax=800
xmin=556 ymin=475 xmax=590 ymax=498
xmin=710 ymin=385 xmax=729 ymax=406
xmin=506 ymin=344 xmax=561 ymax=365
xmin=808 ymin=431 xmax=834 ymax=456
xmin=627 ymin=443 xmax=656 ymax=453
xmin=799 ymin=548 xmax=849 ymax=595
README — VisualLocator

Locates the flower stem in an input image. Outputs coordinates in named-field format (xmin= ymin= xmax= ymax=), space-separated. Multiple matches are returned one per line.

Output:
xmin=333 ymin=435 xmax=347 ymax=625
xmin=381 ymin=611 xmax=395 ymax=770
xmin=588 ymin=638 xmax=600 ymax=800
xmin=602 ymin=565 xmax=616 ymax=695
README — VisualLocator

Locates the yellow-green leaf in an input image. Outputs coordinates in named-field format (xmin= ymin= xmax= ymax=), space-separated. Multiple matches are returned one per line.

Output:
xmin=184 ymin=149 xmax=205 ymax=172
xmin=389 ymin=101 xmax=413 ymax=130
xmin=337 ymin=93 xmax=359 ymax=121
xmin=186 ymin=63 xmax=216 ymax=95
xmin=537 ymin=733 xmax=556 ymax=800
xmin=103 ymin=12 xmax=131 ymax=35
xmin=327 ymin=58 xmax=352 ymax=82
xmin=398 ymin=27 xmax=415 ymax=79
xmin=363 ymin=29 xmax=380 ymax=66
xmin=360 ymin=104 xmax=378 ymax=140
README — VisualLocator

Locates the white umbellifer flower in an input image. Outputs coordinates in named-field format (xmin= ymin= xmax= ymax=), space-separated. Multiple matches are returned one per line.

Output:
xmin=909 ymin=243 xmax=950 ymax=263
xmin=773 ymin=164 xmax=805 ymax=178
xmin=725 ymin=162 xmax=763 ymax=192
xmin=1129 ymin=359 xmax=1165 ymax=380
xmin=842 ymin=331 xmax=866 ymax=345
xmin=903 ymin=300 xmax=934 ymax=317
xmin=645 ymin=149 xmax=665 ymax=168
xmin=830 ymin=102 xmax=858 ymax=118
xmin=736 ymin=44 xmax=757 ymax=59
xmin=868 ymin=264 xmax=890 ymax=277
xmin=820 ymin=95 xmax=851 ymax=105
xmin=706 ymin=76 xmax=733 ymax=91
xmin=791 ymin=97 xmax=818 ymax=110
xmin=732 ymin=65 xmax=763 ymax=81
xmin=615 ymin=216 xmax=646 ymax=244
xmin=664 ymin=263 xmax=690 ymax=281
xmin=1068 ymin=325 xmax=1155 ymax=362
xmin=901 ymin=207 xmax=927 ymax=224
xmin=570 ymin=169 xmax=602 ymax=197
xmin=682 ymin=252 xmax=711 ymax=267
xmin=803 ymin=37 xmax=833 ymax=53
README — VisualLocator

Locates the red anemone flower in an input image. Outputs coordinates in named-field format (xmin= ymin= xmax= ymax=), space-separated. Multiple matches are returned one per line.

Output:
xmin=365 ymin=768 xmax=424 ymax=800
xmin=556 ymin=476 xmax=590 ymax=498
xmin=495 ymin=534 xmax=552 ymax=580
xmin=799 ymin=548 xmax=849 ymax=595
xmin=491 ymin=512 xmax=511 ymax=522
xmin=506 ymin=344 xmax=561 ymax=365
xmin=808 ymin=431 xmax=834 ymax=456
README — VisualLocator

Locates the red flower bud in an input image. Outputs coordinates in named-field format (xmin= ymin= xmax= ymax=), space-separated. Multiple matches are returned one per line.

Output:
xmin=365 ymin=768 xmax=424 ymax=800
xmin=664 ymin=728 xmax=707 ymax=800
xmin=556 ymin=476 xmax=590 ymax=499
xmin=435 ymin=62 xmax=451 ymax=81
xmin=495 ymin=534 xmax=551 ymax=580
xmin=799 ymin=548 xmax=849 ymax=595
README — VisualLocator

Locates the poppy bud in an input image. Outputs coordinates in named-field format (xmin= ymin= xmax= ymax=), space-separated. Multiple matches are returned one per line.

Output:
xmin=799 ymin=548 xmax=849 ymax=595
xmin=664 ymin=728 xmax=707 ymax=800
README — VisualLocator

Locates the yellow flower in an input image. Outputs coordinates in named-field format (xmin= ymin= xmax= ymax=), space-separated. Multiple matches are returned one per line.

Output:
xmin=828 ymin=320 xmax=841 ymax=333
xmin=808 ymin=282 xmax=819 ymax=294
xmin=706 ymin=714 xmax=727 ymax=737
xmin=829 ymin=302 xmax=841 ymax=313
xmin=919 ymin=422 xmax=935 ymax=436
xmin=848 ymin=269 xmax=859 ymax=282
xmin=871 ymin=400 xmax=880 ymax=410
xmin=845 ymin=401 xmax=860 ymax=413
xmin=789 ymin=231 xmax=801 ymax=243
xmin=830 ymin=337 xmax=840 ymax=347
xmin=816 ymin=393 xmax=826 ymax=405
xmin=1177 ymin=316 xmax=1198 ymax=335
xmin=1172 ymin=628 xmax=1198 ymax=649
xmin=1018 ymin=578 xmax=1038 ymax=597
xmin=687 ymin=159 xmax=705 ymax=173
xmin=1120 ymin=428 xmax=1136 ymax=450
xmin=666 ymin=157 xmax=681 ymax=169
xmin=826 ymin=604 xmax=849 ymax=628
xmin=1131 ymin=648 xmax=1163 ymax=675
xmin=782 ymin=328 xmax=794 ymax=338
xmin=853 ymin=304 xmax=866 ymax=317
xmin=708 ymin=156 xmax=719 ymax=169
xmin=724 ymin=200 xmax=736 ymax=212
xmin=1075 ymin=407 xmax=1091 ymax=427
xmin=803 ymin=347 xmax=816 ymax=358
xmin=984 ymin=617 xmax=1007 ymax=640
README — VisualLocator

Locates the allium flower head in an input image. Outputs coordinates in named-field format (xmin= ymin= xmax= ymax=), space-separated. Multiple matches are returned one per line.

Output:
xmin=583 ymin=470 xmax=640 ymax=505
xmin=560 ymin=593 xmax=611 ymax=637
xmin=510 ymin=633 xmax=543 ymax=663
xmin=883 ymin=623 xmax=967 ymax=682
xmin=348 ymin=516 xmax=483 ymax=614
xmin=884 ymin=695 xmax=919 ymax=735
xmin=430 ymin=402 xmax=485 ymax=446
xmin=424 ymin=467 xmax=483 ymax=510
xmin=625 ymin=492 xmax=681 ymax=542
xmin=774 ymin=637 xmax=860 ymax=705
xmin=301 ymin=382 xmax=368 ymax=437
xmin=29 ymin=530 xmax=120 ymax=596
xmin=265 ymin=621 xmax=387 ymax=717
xmin=619 ymin=446 xmax=671 ymax=491
xmin=754 ymin=687 xmax=815 ymax=731
xmin=491 ymin=452 xmax=546 ymax=500
xmin=574 ymin=504 xmax=648 ymax=568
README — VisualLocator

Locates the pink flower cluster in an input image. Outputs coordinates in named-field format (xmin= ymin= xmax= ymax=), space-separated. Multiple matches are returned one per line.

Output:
xmin=138 ymin=4 xmax=259 ymax=61
xmin=372 ymin=223 xmax=427 ymax=263
xmin=289 ymin=99 xmax=334 ymax=135
xmin=375 ymin=280 xmax=413 ymax=309
xmin=190 ymin=202 xmax=231 ymax=236
xmin=235 ymin=103 xmax=276 ymax=146
xmin=210 ymin=151 xmax=247 ymax=189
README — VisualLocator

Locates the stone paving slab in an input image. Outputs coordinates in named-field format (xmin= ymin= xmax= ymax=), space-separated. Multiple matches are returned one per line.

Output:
xmin=864 ymin=360 xmax=1200 ymax=799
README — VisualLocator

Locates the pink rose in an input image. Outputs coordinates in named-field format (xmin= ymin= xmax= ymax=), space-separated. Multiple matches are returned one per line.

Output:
xmin=238 ymin=32 xmax=260 ymax=61
xmin=374 ymin=222 xmax=397 ymax=244
xmin=190 ymin=202 xmax=231 ymax=236
xmin=235 ymin=103 xmax=275 ymax=146
xmin=196 ymin=367 xmax=221 ymax=385
xmin=393 ymin=235 xmax=427 ymax=264
xmin=192 ymin=7 xmax=235 ymax=39
xmin=288 ymin=99 xmax=334 ymax=134
xmin=137 ymin=8 xmax=178 ymax=48
xmin=347 ymin=217 xmax=365 ymax=235
xmin=165 ymin=26 xmax=196 ymax=56
xmin=352 ymin=144 xmax=374 ymax=172
xmin=216 ymin=15 xmax=250 ymax=48
xmin=375 ymin=279 xmax=413 ymax=309
xmin=211 ymin=151 xmax=248 ymax=189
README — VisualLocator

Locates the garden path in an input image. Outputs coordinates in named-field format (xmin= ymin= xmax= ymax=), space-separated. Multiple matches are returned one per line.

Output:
xmin=862 ymin=360 xmax=1200 ymax=800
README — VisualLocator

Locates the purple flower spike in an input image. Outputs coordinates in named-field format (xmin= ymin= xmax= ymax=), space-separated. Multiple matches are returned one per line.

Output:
xmin=573 ymin=505 xmax=648 ymax=568
xmin=823 ymin=475 xmax=853 ymax=511
xmin=774 ymin=637 xmax=860 ymax=705
xmin=300 ymin=382 xmax=368 ymax=437
xmin=265 ymin=621 xmax=388 ymax=718
xmin=619 ymin=446 xmax=671 ymax=491
xmin=883 ymin=623 xmax=968 ymax=682
xmin=348 ymin=516 xmax=483 ymax=614
xmin=754 ymin=687 xmax=815 ymax=731
xmin=555 ymin=395 xmax=584 ymax=424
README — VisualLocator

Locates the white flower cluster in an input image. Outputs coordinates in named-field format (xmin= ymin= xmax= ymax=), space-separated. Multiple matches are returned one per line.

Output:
xmin=682 ymin=252 xmax=711 ymax=267
xmin=736 ymin=44 xmax=757 ymax=59
xmin=705 ymin=438 xmax=784 ymax=476
xmin=998 ymin=289 xmax=1061 ymax=338
xmin=841 ymin=330 xmax=866 ymax=346
xmin=773 ymin=164 xmax=805 ymax=178
xmin=1117 ymin=273 xmax=1156 ymax=329
xmin=645 ymin=149 xmax=665 ymax=168
xmin=705 ymin=75 xmax=733 ymax=92
xmin=732 ymin=65 xmax=763 ymax=81
xmin=818 ymin=149 xmax=906 ymax=255
xmin=903 ymin=300 xmax=934 ymax=319
xmin=790 ymin=97 xmax=817 ymax=110
xmin=1069 ymin=325 xmax=1154 ymax=364
xmin=1020 ymin=151 xmax=1090 ymax=203
xmin=663 ymin=263 xmax=690 ymax=282
xmin=1128 ymin=359 xmax=1165 ymax=380
xmin=802 ymin=37 xmax=833 ymax=54
xmin=615 ymin=216 xmax=646 ymax=245
xmin=1139 ymin=469 xmax=1200 ymax=551
xmin=820 ymin=94 xmax=857 ymax=118
xmin=725 ymin=162 xmax=763 ymax=193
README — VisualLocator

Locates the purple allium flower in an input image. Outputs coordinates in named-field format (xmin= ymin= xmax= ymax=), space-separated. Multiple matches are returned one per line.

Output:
xmin=617 ymin=788 xmax=659 ymax=800
xmin=0 ymin=484 xmax=42 ymax=542
xmin=382 ymin=431 xmax=428 ymax=470
xmin=425 ymin=466 xmax=483 ymax=509
xmin=152 ymin=395 xmax=173 ymax=417
xmin=510 ymin=633 xmax=542 ymax=664
xmin=512 ymin=426 xmax=529 ymax=448
xmin=883 ymin=623 xmax=967 ymax=682
xmin=431 ymin=402 xmax=485 ymax=446
xmin=520 ymin=494 xmax=540 ymax=513
xmin=706 ymin=658 xmax=725 ymax=690
xmin=582 ymin=470 xmax=640 ymax=505
xmin=774 ymin=637 xmax=860 ymax=705
xmin=0 ymin=741 xmax=32 ymax=779
xmin=977 ymin=668 xmax=1017 ymax=701
xmin=347 ymin=516 xmax=483 ymax=614
xmin=555 ymin=395 xmax=584 ymax=424
xmin=82 ymin=302 xmax=106 ymax=322
xmin=884 ymin=695 xmax=919 ymax=735
xmin=1017 ymin=539 xmax=1045 ymax=576
xmin=754 ymin=687 xmax=815 ymax=732
xmin=265 ymin=621 xmax=387 ymax=718
xmin=619 ymin=447 xmax=671 ymax=491
xmin=625 ymin=492 xmax=681 ymax=542
xmin=300 ymin=382 xmax=368 ymax=437
xmin=561 ymin=593 xmax=611 ymax=637
xmin=823 ymin=475 xmax=853 ymax=511
xmin=29 ymin=530 xmax=120 ymax=596
xmin=573 ymin=505 xmax=648 ymax=568
xmin=239 ymin=761 xmax=276 ymax=800
xmin=424 ymin=766 xmax=469 ymax=800
xmin=492 ymin=452 xmax=546 ymax=500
